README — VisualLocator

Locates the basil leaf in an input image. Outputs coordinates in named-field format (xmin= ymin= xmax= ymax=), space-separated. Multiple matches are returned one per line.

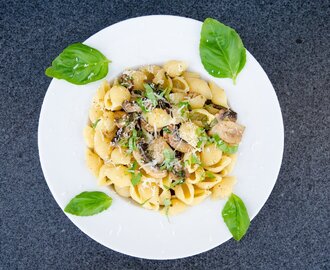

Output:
xmin=64 ymin=191 xmax=112 ymax=216
xmin=222 ymin=193 xmax=250 ymax=241
xmin=200 ymin=18 xmax=246 ymax=84
xmin=45 ymin=43 xmax=111 ymax=85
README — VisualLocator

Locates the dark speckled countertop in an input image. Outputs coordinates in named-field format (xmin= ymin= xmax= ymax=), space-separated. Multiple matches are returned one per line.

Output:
xmin=0 ymin=0 xmax=329 ymax=269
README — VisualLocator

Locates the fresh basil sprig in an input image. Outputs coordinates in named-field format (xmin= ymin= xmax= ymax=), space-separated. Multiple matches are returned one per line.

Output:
xmin=45 ymin=43 xmax=111 ymax=85
xmin=64 ymin=191 xmax=112 ymax=216
xmin=222 ymin=193 xmax=250 ymax=241
xmin=200 ymin=18 xmax=246 ymax=84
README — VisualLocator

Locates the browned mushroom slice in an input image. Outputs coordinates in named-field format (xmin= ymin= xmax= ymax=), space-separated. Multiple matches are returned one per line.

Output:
xmin=215 ymin=108 xmax=237 ymax=122
xmin=133 ymin=150 xmax=167 ymax=179
xmin=147 ymin=137 xmax=171 ymax=164
xmin=163 ymin=125 xmax=193 ymax=153
xmin=209 ymin=120 xmax=245 ymax=144
xmin=122 ymin=100 xmax=142 ymax=113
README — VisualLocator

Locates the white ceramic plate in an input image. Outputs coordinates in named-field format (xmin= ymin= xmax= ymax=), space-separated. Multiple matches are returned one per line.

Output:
xmin=38 ymin=15 xmax=284 ymax=260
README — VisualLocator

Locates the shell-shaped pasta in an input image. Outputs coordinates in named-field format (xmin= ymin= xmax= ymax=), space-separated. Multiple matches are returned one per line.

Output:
xmin=211 ymin=176 xmax=237 ymax=199
xmin=93 ymin=129 xmax=112 ymax=160
xmin=163 ymin=198 xmax=187 ymax=216
xmin=131 ymin=71 xmax=147 ymax=90
xmin=204 ymin=156 xmax=232 ymax=173
xmin=100 ymin=111 xmax=116 ymax=136
xmin=83 ymin=126 xmax=95 ymax=148
xmin=190 ymin=109 xmax=215 ymax=125
xmin=174 ymin=182 xmax=194 ymax=205
xmin=89 ymin=103 xmax=103 ymax=124
xmin=153 ymin=69 xmax=173 ymax=89
xmin=85 ymin=148 xmax=103 ymax=177
xmin=98 ymin=163 xmax=115 ymax=186
xmin=163 ymin=60 xmax=187 ymax=77
xmin=186 ymin=77 xmax=212 ymax=99
xmin=110 ymin=147 xmax=131 ymax=165
xmin=184 ymin=152 xmax=201 ymax=173
xmin=220 ymin=154 xmax=237 ymax=176
xmin=201 ymin=143 xmax=222 ymax=167
xmin=188 ymin=94 xmax=206 ymax=109
xmin=208 ymin=81 xmax=228 ymax=108
xmin=196 ymin=174 xmax=222 ymax=190
xmin=192 ymin=188 xmax=211 ymax=206
xmin=179 ymin=122 xmax=199 ymax=147
xmin=172 ymin=77 xmax=189 ymax=93
xmin=104 ymin=165 xmax=131 ymax=188
xmin=114 ymin=185 xmax=131 ymax=198
xmin=145 ymin=108 xmax=172 ymax=128
xmin=186 ymin=166 xmax=205 ymax=184
xmin=169 ymin=92 xmax=185 ymax=104
xmin=104 ymin=85 xmax=131 ymax=111
xmin=92 ymin=80 xmax=110 ymax=110
xmin=130 ymin=180 xmax=159 ymax=210
xmin=139 ymin=65 xmax=162 ymax=81
xmin=182 ymin=71 xmax=200 ymax=79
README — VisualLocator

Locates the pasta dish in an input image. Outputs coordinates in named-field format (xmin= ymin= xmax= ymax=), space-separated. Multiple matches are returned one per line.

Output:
xmin=84 ymin=61 xmax=245 ymax=215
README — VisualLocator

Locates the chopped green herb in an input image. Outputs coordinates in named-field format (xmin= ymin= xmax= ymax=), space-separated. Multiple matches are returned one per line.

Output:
xmin=144 ymin=83 xmax=158 ymax=107
xmin=128 ymin=161 xmax=138 ymax=173
xmin=160 ymin=149 xmax=176 ymax=171
xmin=205 ymin=171 xmax=216 ymax=178
xmin=127 ymin=129 xmax=138 ymax=153
xmin=162 ymin=127 xmax=171 ymax=133
xmin=196 ymin=127 xmax=209 ymax=148
xmin=161 ymin=87 xmax=172 ymax=101
xmin=164 ymin=178 xmax=185 ymax=190
xmin=128 ymin=161 xmax=142 ymax=186
xmin=210 ymin=134 xmax=238 ymax=154
xmin=163 ymin=198 xmax=171 ymax=217
xmin=131 ymin=172 xmax=142 ymax=186
xmin=178 ymin=101 xmax=190 ymax=116
xmin=190 ymin=153 xmax=201 ymax=165
xmin=136 ymin=97 xmax=149 ymax=112
xmin=91 ymin=119 xmax=101 ymax=129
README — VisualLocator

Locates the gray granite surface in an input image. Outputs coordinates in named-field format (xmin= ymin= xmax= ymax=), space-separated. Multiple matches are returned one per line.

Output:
xmin=0 ymin=0 xmax=329 ymax=269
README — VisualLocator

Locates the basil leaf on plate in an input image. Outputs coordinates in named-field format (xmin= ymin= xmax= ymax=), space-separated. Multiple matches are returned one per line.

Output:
xmin=200 ymin=18 xmax=246 ymax=84
xmin=222 ymin=193 xmax=250 ymax=241
xmin=64 ymin=191 xmax=112 ymax=216
xmin=45 ymin=43 xmax=111 ymax=85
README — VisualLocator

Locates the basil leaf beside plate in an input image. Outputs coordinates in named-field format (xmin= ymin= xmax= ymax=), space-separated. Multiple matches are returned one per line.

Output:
xmin=222 ymin=193 xmax=250 ymax=241
xmin=45 ymin=43 xmax=111 ymax=85
xmin=64 ymin=191 xmax=112 ymax=216
xmin=200 ymin=18 xmax=246 ymax=84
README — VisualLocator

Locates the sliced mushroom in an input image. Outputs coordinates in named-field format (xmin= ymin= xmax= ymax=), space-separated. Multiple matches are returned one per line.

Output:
xmin=215 ymin=108 xmax=237 ymax=122
xmin=122 ymin=100 xmax=142 ymax=113
xmin=209 ymin=120 xmax=245 ymax=144
xmin=163 ymin=125 xmax=193 ymax=153
xmin=133 ymin=150 xmax=167 ymax=179
xmin=205 ymin=102 xmax=237 ymax=122
xmin=147 ymin=137 xmax=171 ymax=164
